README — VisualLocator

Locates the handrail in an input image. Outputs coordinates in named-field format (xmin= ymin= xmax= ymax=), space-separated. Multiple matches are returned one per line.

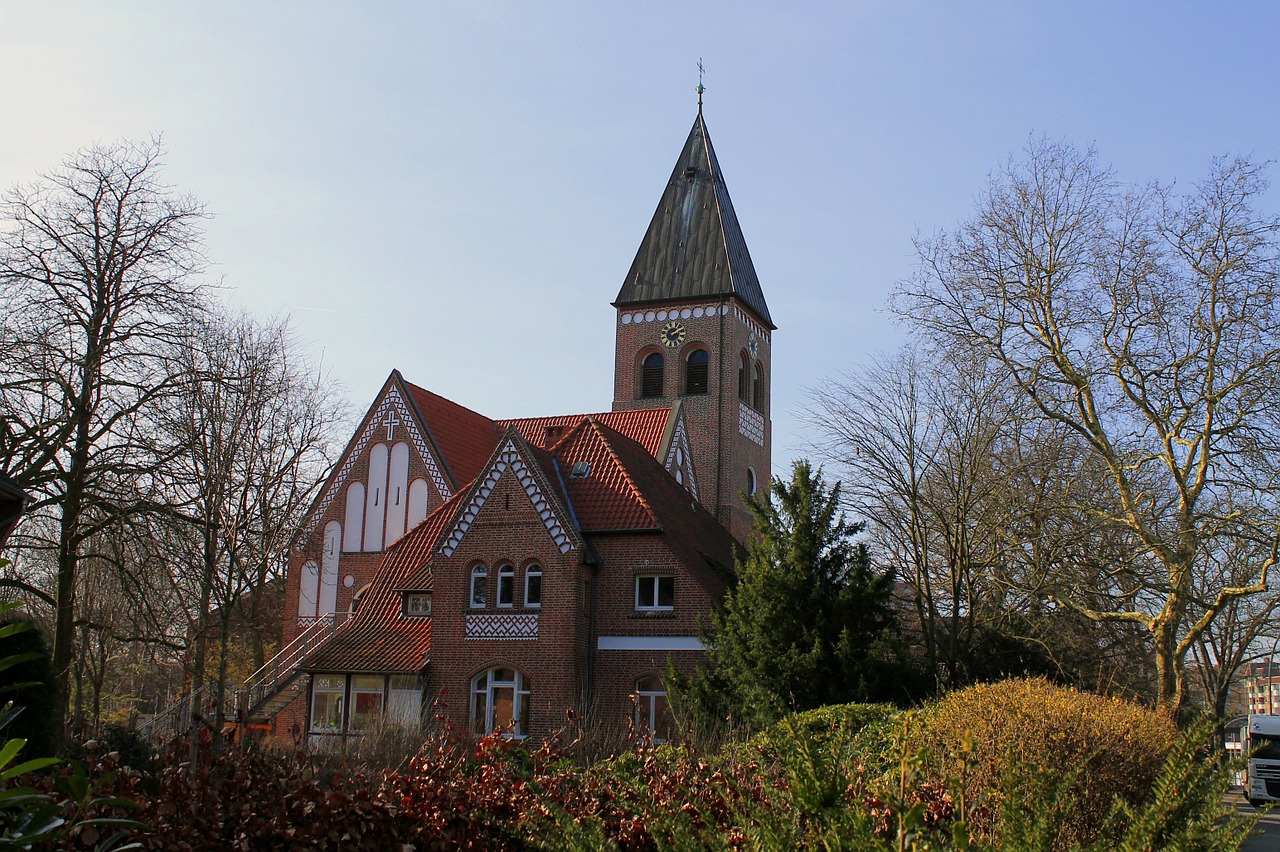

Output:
xmin=240 ymin=611 xmax=349 ymax=714
xmin=140 ymin=610 xmax=350 ymax=740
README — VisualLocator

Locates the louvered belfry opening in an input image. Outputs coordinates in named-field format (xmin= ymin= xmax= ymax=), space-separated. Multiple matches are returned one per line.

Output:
xmin=685 ymin=349 xmax=709 ymax=395
xmin=641 ymin=352 xmax=664 ymax=397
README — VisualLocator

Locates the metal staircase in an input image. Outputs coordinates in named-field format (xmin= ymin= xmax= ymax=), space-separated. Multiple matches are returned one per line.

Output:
xmin=139 ymin=612 xmax=349 ymax=742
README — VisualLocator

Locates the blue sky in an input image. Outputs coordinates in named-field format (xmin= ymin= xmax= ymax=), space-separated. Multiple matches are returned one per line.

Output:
xmin=2 ymin=3 xmax=1277 ymax=476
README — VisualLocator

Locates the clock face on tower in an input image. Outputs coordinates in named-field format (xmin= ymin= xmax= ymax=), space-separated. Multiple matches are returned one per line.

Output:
xmin=660 ymin=321 xmax=686 ymax=348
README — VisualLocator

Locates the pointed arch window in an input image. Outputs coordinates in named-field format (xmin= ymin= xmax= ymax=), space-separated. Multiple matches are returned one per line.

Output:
xmin=685 ymin=349 xmax=709 ymax=395
xmin=752 ymin=362 xmax=765 ymax=411
xmin=640 ymin=352 xmax=664 ymax=398
xmin=737 ymin=352 xmax=750 ymax=402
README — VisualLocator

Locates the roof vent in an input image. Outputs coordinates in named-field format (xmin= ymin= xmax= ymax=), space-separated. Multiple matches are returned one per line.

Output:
xmin=683 ymin=166 xmax=697 ymax=179
xmin=570 ymin=461 xmax=591 ymax=478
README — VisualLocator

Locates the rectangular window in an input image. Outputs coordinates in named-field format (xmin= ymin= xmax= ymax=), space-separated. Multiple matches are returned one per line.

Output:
xmin=387 ymin=674 xmax=422 ymax=728
xmin=310 ymin=675 xmax=345 ymax=732
xmin=636 ymin=575 xmax=674 ymax=611
xmin=403 ymin=593 xmax=432 ymax=617
xmin=349 ymin=675 xmax=385 ymax=731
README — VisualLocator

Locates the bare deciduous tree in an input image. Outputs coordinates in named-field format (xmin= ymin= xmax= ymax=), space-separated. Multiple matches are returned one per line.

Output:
xmin=894 ymin=139 xmax=1280 ymax=713
xmin=0 ymin=140 xmax=207 ymax=723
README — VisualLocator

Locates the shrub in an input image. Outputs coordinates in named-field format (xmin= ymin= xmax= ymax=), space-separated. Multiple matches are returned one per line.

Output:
xmin=910 ymin=678 xmax=1178 ymax=848
xmin=748 ymin=701 xmax=895 ymax=759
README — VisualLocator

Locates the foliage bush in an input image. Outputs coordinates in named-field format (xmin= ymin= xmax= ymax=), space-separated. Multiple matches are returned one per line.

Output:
xmin=1 ymin=677 xmax=1255 ymax=851
xmin=907 ymin=678 xmax=1179 ymax=848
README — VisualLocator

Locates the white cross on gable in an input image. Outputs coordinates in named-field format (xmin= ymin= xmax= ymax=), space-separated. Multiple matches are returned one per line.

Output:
xmin=382 ymin=408 xmax=402 ymax=440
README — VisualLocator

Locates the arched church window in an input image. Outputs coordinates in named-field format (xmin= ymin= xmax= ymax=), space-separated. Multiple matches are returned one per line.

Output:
xmin=737 ymin=352 xmax=750 ymax=402
xmin=640 ymin=352 xmax=664 ymax=398
xmin=752 ymin=362 xmax=765 ymax=411
xmin=685 ymin=349 xmax=709 ymax=395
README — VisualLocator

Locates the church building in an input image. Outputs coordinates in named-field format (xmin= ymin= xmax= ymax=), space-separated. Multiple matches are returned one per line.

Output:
xmin=261 ymin=105 xmax=775 ymax=745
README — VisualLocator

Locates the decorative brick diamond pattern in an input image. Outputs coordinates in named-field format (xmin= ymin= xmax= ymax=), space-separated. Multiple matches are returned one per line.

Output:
xmin=440 ymin=441 xmax=574 ymax=557
xmin=297 ymin=387 xmax=453 ymax=550
xmin=664 ymin=415 xmax=699 ymax=500
xmin=465 ymin=613 xmax=539 ymax=641
xmin=738 ymin=402 xmax=765 ymax=447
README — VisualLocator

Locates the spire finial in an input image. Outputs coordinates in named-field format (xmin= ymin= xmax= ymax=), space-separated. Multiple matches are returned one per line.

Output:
xmin=696 ymin=58 xmax=705 ymax=113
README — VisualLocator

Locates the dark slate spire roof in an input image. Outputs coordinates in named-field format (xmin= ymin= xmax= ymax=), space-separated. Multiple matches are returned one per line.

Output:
xmin=614 ymin=113 xmax=774 ymax=329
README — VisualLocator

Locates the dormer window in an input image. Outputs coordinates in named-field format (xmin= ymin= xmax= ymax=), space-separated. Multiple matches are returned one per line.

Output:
xmin=470 ymin=565 xmax=488 ymax=608
xmin=403 ymin=593 xmax=432 ymax=617
xmin=685 ymin=349 xmax=709 ymax=395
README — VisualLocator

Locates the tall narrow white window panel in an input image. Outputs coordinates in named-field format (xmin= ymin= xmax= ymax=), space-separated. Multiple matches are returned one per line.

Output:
xmin=363 ymin=443 xmax=388 ymax=551
xmin=407 ymin=478 xmax=430 ymax=531
xmin=320 ymin=521 xmax=341 ymax=615
xmin=298 ymin=560 xmax=320 ymax=618
xmin=384 ymin=442 xmax=410 ymax=545
xmin=344 ymin=482 xmax=365 ymax=552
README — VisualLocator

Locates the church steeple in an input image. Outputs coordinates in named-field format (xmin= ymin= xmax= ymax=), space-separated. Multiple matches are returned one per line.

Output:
xmin=611 ymin=108 xmax=774 ymax=543
xmin=613 ymin=114 xmax=774 ymax=329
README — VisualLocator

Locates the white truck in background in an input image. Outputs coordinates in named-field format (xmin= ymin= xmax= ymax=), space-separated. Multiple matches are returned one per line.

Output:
xmin=1246 ymin=715 xmax=1280 ymax=807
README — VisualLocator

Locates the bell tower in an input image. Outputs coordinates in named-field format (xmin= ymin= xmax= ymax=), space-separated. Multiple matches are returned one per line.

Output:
xmin=611 ymin=107 xmax=774 ymax=543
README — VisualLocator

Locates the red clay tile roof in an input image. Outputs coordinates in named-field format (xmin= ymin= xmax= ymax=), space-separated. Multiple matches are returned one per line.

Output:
xmin=301 ymin=391 xmax=735 ymax=676
xmin=303 ymin=491 xmax=464 ymax=673
xmin=499 ymin=408 xmax=671 ymax=457
xmin=402 ymin=378 xmax=498 ymax=489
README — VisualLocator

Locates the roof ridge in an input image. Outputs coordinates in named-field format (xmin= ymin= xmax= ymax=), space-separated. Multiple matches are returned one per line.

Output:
xmin=585 ymin=417 xmax=660 ymax=529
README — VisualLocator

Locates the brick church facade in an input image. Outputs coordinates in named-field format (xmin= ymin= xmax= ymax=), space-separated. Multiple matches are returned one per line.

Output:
xmin=271 ymin=106 xmax=775 ymax=745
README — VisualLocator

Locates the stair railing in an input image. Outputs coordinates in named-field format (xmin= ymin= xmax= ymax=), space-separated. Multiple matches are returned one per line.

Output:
xmin=240 ymin=611 xmax=348 ymax=716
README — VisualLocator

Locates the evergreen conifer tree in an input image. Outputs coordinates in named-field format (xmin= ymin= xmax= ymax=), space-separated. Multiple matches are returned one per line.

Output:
xmin=675 ymin=461 xmax=897 ymax=729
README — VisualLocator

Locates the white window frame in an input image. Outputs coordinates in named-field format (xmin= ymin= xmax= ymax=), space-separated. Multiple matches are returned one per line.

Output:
xmin=348 ymin=675 xmax=385 ymax=732
xmin=524 ymin=564 xmax=542 ymax=608
xmin=470 ymin=565 xmax=488 ymax=608
xmin=403 ymin=593 xmax=432 ymax=617
xmin=310 ymin=674 xmax=345 ymax=733
xmin=634 ymin=675 xmax=668 ymax=741
xmin=497 ymin=564 xmax=515 ymax=608
xmin=635 ymin=575 xmax=674 ymax=611
xmin=470 ymin=667 xmax=530 ymax=737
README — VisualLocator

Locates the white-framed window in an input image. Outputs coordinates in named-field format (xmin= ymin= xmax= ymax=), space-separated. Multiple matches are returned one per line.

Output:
xmin=635 ymin=575 xmax=674 ymax=611
xmin=524 ymin=564 xmax=542 ymax=608
xmin=634 ymin=675 xmax=668 ymax=740
xmin=403 ymin=593 xmax=432 ymax=617
xmin=498 ymin=565 xmax=515 ymax=608
xmin=470 ymin=565 xmax=488 ymax=608
xmin=471 ymin=667 xmax=529 ymax=737
xmin=349 ymin=675 xmax=385 ymax=731
xmin=310 ymin=674 xmax=345 ymax=732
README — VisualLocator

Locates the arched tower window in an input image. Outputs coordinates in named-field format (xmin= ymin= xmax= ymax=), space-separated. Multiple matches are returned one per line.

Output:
xmin=640 ymin=352 xmax=664 ymax=398
xmin=685 ymin=349 xmax=709 ymax=395
xmin=752 ymin=362 xmax=765 ymax=411
xmin=737 ymin=352 xmax=750 ymax=402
